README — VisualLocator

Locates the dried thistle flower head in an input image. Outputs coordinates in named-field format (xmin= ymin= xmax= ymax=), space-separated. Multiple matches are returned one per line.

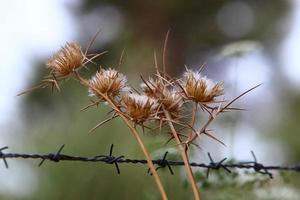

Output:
xmin=141 ymin=77 xmax=183 ymax=119
xmin=46 ymin=42 xmax=84 ymax=77
xmin=122 ymin=93 xmax=158 ymax=123
xmin=159 ymin=90 xmax=183 ymax=119
xmin=182 ymin=70 xmax=224 ymax=103
xmin=88 ymin=68 xmax=128 ymax=99
xmin=140 ymin=78 xmax=164 ymax=98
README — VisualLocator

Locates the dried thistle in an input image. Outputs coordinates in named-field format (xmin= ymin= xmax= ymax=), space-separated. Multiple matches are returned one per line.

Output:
xmin=19 ymin=30 xmax=262 ymax=200
xmin=18 ymin=35 xmax=107 ymax=96
xmin=75 ymin=71 xmax=168 ymax=199
xmin=159 ymin=90 xmax=183 ymax=119
xmin=88 ymin=68 xmax=129 ymax=99
xmin=141 ymin=77 xmax=183 ymax=120
xmin=140 ymin=78 xmax=164 ymax=98
xmin=46 ymin=42 xmax=84 ymax=77
xmin=182 ymin=70 xmax=224 ymax=103
xmin=122 ymin=93 xmax=158 ymax=123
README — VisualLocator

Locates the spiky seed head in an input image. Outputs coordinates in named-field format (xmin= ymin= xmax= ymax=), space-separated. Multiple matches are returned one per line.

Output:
xmin=88 ymin=68 xmax=129 ymax=99
xmin=159 ymin=90 xmax=183 ymax=119
xmin=140 ymin=78 xmax=164 ymax=98
xmin=46 ymin=42 xmax=84 ymax=77
xmin=122 ymin=93 xmax=158 ymax=123
xmin=141 ymin=78 xmax=183 ymax=119
xmin=183 ymin=70 xmax=224 ymax=103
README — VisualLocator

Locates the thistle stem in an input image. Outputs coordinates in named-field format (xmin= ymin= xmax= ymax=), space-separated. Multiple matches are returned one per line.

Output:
xmin=187 ymin=103 xmax=197 ymax=142
xmin=163 ymin=107 xmax=201 ymax=200
xmin=190 ymin=115 xmax=214 ymax=143
xmin=119 ymin=115 xmax=168 ymax=200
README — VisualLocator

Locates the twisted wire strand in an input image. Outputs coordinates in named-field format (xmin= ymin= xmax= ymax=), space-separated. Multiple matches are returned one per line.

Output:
xmin=1 ymin=145 xmax=299 ymax=178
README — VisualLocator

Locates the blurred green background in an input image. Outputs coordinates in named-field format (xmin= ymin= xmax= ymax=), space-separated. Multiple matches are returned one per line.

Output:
xmin=1 ymin=0 xmax=300 ymax=199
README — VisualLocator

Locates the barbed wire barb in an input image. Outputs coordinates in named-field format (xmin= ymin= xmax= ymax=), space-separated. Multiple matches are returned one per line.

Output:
xmin=148 ymin=151 xmax=174 ymax=175
xmin=0 ymin=146 xmax=9 ymax=168
xmin=38 ymin=144 xmax=65 ymax=167
xmin=238 ymin=150 xmax=273 ymax=178
xmin=206 ymin=153 xmax=231 ymax=178
xmin=106 ymin=144 xmax=123 ymax=174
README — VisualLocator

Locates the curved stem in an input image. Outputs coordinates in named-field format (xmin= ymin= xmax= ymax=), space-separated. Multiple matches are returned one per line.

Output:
xmin=163 ymin=107 xmax=201 ymax=200
xmin=120 ymin=116 xmax=168 ymax=199
xmin=187 ymin=102 xmax=197 ymax=142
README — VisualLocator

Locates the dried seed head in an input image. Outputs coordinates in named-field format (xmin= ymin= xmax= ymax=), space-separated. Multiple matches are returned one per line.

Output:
xmin=183 ymin=70 xmax=224 ymax=103
xmin=141 ymin=78 xmax=183 ymax=119
xmin=140 ymin=78 xmax=164 ymax=98
xmin=88 ymin=68 xmax=129 ymax=99
xmin=159 ymin=90 xmax=183 ymax=119
xmin=122 ymin=93 xmax=158 ymax=123
xmin=46 ymin=42 xmax=84 ymax=77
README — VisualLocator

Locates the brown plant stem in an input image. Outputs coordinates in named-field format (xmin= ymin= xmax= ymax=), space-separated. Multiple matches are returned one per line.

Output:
xmin=187 ymin=102 xmax=197 ymax=142
xmin=190 ymin=114 xmax=215 ymax=143
xmin=118 ymin=114 xmax=168 ymax=200
xmin=73 ymin=71 xmax=168 ymax=200
xmin=163 ymin=106 xmax=201 ymax=200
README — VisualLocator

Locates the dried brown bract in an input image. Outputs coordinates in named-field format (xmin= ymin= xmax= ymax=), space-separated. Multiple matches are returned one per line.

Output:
xmin=182 ymin=70 xmax=224 ymax=103
xmin=122 ymin=93 xmax=158 ymax=123
xmin=141 ymin=77 xmax=183 ymax=120
xmin=140 ymin=78 xmax=164 ymax=98
xmin=46 ymin=42 xmax=84 ymax=77
xmin=88 ymin=68 xmax=129 ymax=99
xmin=18 ymin=38 xmax=108 ymax=96
xmin=159 ymin=89 xmax=183 ymax=119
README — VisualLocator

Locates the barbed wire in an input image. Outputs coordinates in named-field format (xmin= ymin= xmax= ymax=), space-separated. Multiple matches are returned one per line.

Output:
xmin=1 ymin=144 xmax=300 ymax=179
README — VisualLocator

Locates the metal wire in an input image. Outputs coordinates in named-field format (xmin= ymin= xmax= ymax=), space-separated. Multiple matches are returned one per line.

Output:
xmin=1 ymin=144 xmax=299 ymax=178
